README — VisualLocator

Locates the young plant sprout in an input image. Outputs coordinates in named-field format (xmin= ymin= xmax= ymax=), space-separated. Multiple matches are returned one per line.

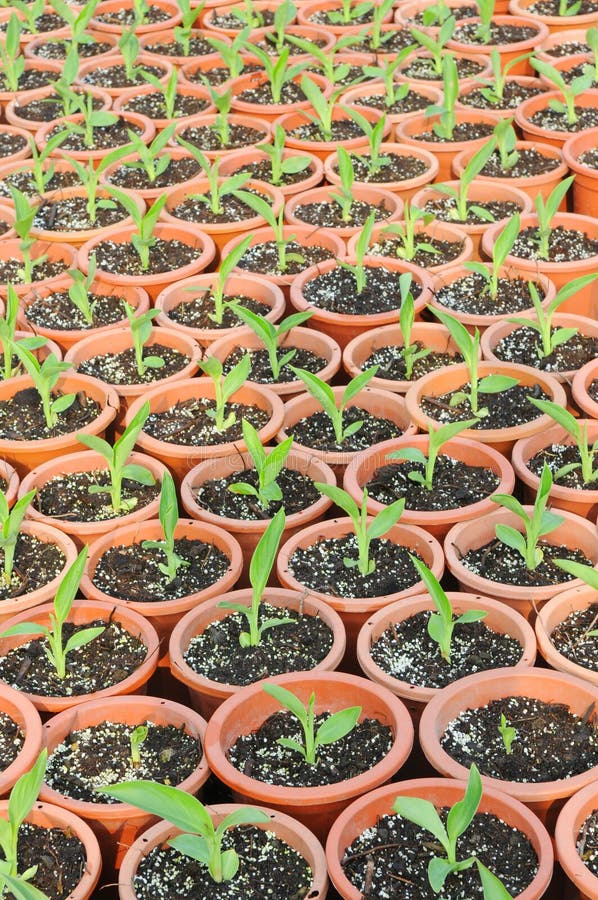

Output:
xmin=228 ymin=422 xmax=294 ymax=510
xmin=336 ymin=211 xmax=378 ymax=294
xmin=314 ymin=482 xmax=405 ymax=576
xmin=141 ymin=470 xmax=190 ymax=583
xmin=129 ymin=725 xmax=148 ymax=769
xmin=0 ymin=285 xmax=46 ymax=382
xmin=554 ymin=558 xmax=598 ymax=609
xmin=346 ymin=113 xmax=392 ymax=178
xmin=142 ymin=68 xmax=180 ymax=122
xmin=207 ymin=87 xmax=234 ymax=146
xmin=362 ymin=49 xmax=416 ymax=109
xmin=106 ymin=189 xmax=168 ymax=271
xmin=231 ymin=191 xmax=305 ymax=275
xmin=232 ymin=306 xmax=313 ymax=381
xmin=219 ymin=508 xmax=293 ymax=646
xmin=388 ymin=418 xmax=479 ymax=491
xmin=173 ymin=0 xmax=200 ymax=56
xmin=474 ymin=0 xmax=495 ymax=44
xmin=369 ymin=0 xmax=396 ymax=49
xmin=528 ymin=174 xmax=575 ymax=260
xmin=530 ymin=58 xmax=593 ymax=125
xmin=396 ymin=286 xmax=431 ymax=379
xmin=0 ymin=15 xmax=24 ymax=94
xmin=285 ymin=32 xmax=366 ymax=85
xmin=185 ymin=234 xmax=253 ymax=326
xmin=299 ymin=78 xmax=351 ymax=142
xmin=492 ymin=463 xmax=563 ymax=570
xmin=8 ymin=0 xmax=44 ymax=34
xmin=254 ymin=126 xmax=311 ymax=187
xmin=65 ymin=255 xmax=99 ymax=326
xmin=261 ymin=682 xmax=361 ymax=765
xmin=0 ymin=548 xmax=104 ymax=680
xmin=430 ymin=138 xmax=498 ymax=222
xmin=508 ymin=274 xmax=598 ymax=358
xmin=393 ymin=764 xmax=513 ymax=898
xmin=430 ymin=54 xmax=460 ymax=140
xmin=0 ymin=490 xmax=36 ymax=590
xmin=231 ymin=0 xmax=265 ymax=27
xmin=119 ymin=27 xmax=142 ymax=82
xmin=328 ymin=0 xmax=373 ymax=24
xmin=10 ymin=187 xmax=42 ymax=285
xmin=263 ymin=0 xmax=297 ymax=53
xmin=422 ymin=0 xmax=453 ymax=25
xmin=12 ymin=349 xmax=75 ymax=431
xmin=464 ymin=213 xmax=520 ymax=299
xmin=61 ymin=149 xmax=126 ymax=226
xmin=97 ymin=780 xmax=270 ymax=883
xmin=289 ymin=365 xmax=379 ymax=446
xmin=329 ymin=146 xmax=357 ymax=222
xmin=122 ymin=303 xmax=164 ymax=379
xmin=77 ymin=401 xmax=156 ymax=514
xmin=117 ymin=126 xmax=176 ymax=186
xmin=498 ymin=714 xmax=516 ymax=755
xmin=527 ymin=397 xmax=598 ymax=485
xmin=205 ymin=28 xmax=252 ymax=80
xmin=408 ymin=555 xmax=486 ymax=662
xmin=197 ymin=354 xmax=252 ymax=433
xmin=431 ymin=309 xmax=518 ymax=418
xmin=586 ymin=26 xmax=598 ymax=82
xmin=59 ymin=93 xmax=119 ymax=150
xmin=22 ymin=132 xmax=70 ymax=198
xmin=175 ymin=141 xmax=249 ymax=214
xmin=410 ymin=15 xmax=456 ymax=78
xmin=476 ymin=50 xmax=533 ymax=106
xmin=248 ymin=45 xmax=308 ymax=105
xmin=378 ymin=204 xmax=441 ymax=265
xmin=48 ymin=0 xmax=99 ymax=50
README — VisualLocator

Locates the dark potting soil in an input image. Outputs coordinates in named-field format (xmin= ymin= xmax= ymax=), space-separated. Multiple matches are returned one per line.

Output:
xmin=367 ymin=455 xmax=500 ymax=511
xmin=169 ymin=190 xmax=271 ymax=226
xmin=0 ymin=257 xmax=67 ymax=287
xmin=414 ymin=122 xmax=496 ymax=144
xmin=529 ymin=0 xmax=598 ymax=12
xmin=175 ymin=123 xmax=267 ymax=152
xmin=348 ymin=89 xmax=432 ymax=116
xmin=10 ymin=821 xmax=87 ymax=900
xmin=167 ymin=294 xmax=270 ymax=330
xmin=371 ymin=610 xmax=523 ymax=689
xmin=512 ymin=224 xmax=598 ymax=262
xmin=589 ymin=378 xmax=598 ymax=403
xmin=77 ymin=343 xmax=190 ymax=386
xmin=28 ymin=37 xmax=114 ymax=60
xmin=492 ymin=325 xmax=598 ymax=373
xmin=302 ymin=265 xmax=421 ymax=315
xmin=34 ymin=468 xmax=160 ymax=523
xmin=187 ymin=63 xmax=263 ymax=86
xmin=458 ymin=539 xmax=589 ymax=587
xmin=452 ymin=21 xmax=538 ymax=43
xmin=228 ymin=709 xmax=393 ymax=787
xmin=527 ymin=443 xmax=598 ymax=490
xmin=221 ymin=345 xmax=327 ymax=384
xmin=235 ymin=239 xmax=334 ymax=276
xmin=406 ymin=3 xmax=477 ymax=24
xmin=578 ymin=809 xmax=598 ymax=879
xmin=143 ymin=35 xmax=217 ymax=57
xmin=546 ymin=39 xmax=591 ymax=56
xmin=226 ymin=156 xmax=314 ymax=188
xmin=579 ymin=147 xmax=598 ymax=170
xmin=133 ymin=824 xmax=313 ymax=900
xmin=332 ymin=152 xmax=429 ymax=184
xmin=32 ymin=195 xmax=131 ymax=233
xmin=556 ymin=61 xmax=598 ymax=86
xmin=0 ymin=711 xmax=23 ymax=773
xmin=287 ymin=119 xmax=367 ymax=143
xmin=0 ymin=387 xmax=100 ymax=441
xmin=432 ymin=272 xmax=543 ymax=315
xmin=341 ymin=808 xmax=537 ymax=899
xmin=80 ymin=62 xmax=167 ymax=90
xmin=422 ymin=198 xmax=521 ymax=225
xmin=362 ymin=343 xmax=463 ymax=380
xmin=194 ymin=467 xmax=320 ymax=521
xmin=235 ymin=80 xmax=308 ymax=105
xmin=550 ymin=603 xmax=598 ymax=672
xmin=92 ymin=238 xmax=201 ymax=276
xmin=289 ymin=406 xmax=402 ymax=453
xmin=0 ymin=168 xmax=81 ymax=201
xmin=441 ymin=695 xmax=598 ymax=782
xmin=44 ymin=720 xmax=202 ymax=803
xmin=305 ymin=62 xmax=370 ymax=87
xmin=106 ymin=156 xmax=201 ymax=191
xmin=92 ymin=538 xmax=231 ymax=602
xmin=458 ymin=81 xmax=544 ymax=110
xmin=26 ymin=12 xmax=66 ymax=31
xmin=308 ymin=4 xmax=376 ymax=23
xmin=0 ymin=132 xmax=28 ymax=158
xmin=419 ymin=382 xmax=549 ymax=430
xmin=0 ymin=618 xmax=147 ymax=697
xmin=529 ymin=105 xmax=598 ymax=132
xmin=184 ymin=601 xmax=334 ymax=686
xmin=25 ymin=291 xmax=127 ymax=331
xmin=0 ymin=68 xmax=57 ymax=92
xmin=403 ymin=58 xmax=486 ymax=83
xmin=143 ymin=399 xmax=269 ymax=446
xmin=0 ymin=533 xmax=65 ymax=601
xmin=94 ymin=5 xmax=173 ymax=25
xmin=47 ymin=120 xmax=143 ymax=152
xmin=367 ymin=236 xmax=466 ymax=269
xmin=211 ymin=8 xmax=276 ymax=27
xmin=291 ymin=198 xmax=394 ymax=228
xmin=120 ymin=90 xmax=210 ymax=120
xmin=288 ymin=535 xmax=423 ymax=599
xmin=11 ymin=93 xmax=105 ymax=124
xmin=353 ymin=31 xmax=418 ymax=54
xmin=478 ymin=147 xmax=561 ymax=178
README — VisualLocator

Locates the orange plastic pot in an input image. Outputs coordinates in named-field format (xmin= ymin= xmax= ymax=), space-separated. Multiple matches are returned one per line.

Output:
xmin=572 ymin=357 xmax=598 ymax=421
xmin=0 ymin=125 xmax=32 ymax=166
xmin=0 ymin=203 xmax=14 ymax=240
xmin=0 ymin=239 xmax=75 ymax=299
xmin=339 ymin=83 xmax=444 ymax=128
xmin=509 ymin=0 xmax=598 ymax=32
xmin=5 ymin=84 xmax=113 ymax=135
xmin=563 ymin=127 xmax=598 ymax=216
xmin=284 ymin=184 xmax=403 ymax=240
xmin=536 ymin=584 xmax=598 ymax=686
xmin=556 ymin=781 xmax=598 ymax=900
xmin=447 ymin=15 xmax=549 ymax=74
xmin=170 ymin=112 xmax=273 ymax=161
xmin=394 ymin=109 xmax=499 ymax=180
xmin=515 ymin=89 xmax=598 ymax=147
xmin=77 ymin=53 xmax=174 ymax=99
xmin=218 ymin=146 xmax=325 ymax=198
xmin=535 ymin=27 xmax=590 ymax=59
xmin=204 ymin=671 xmax=415 ymax=841
xmin=29 ymin=185 xmax=145 ymax=248
xmin=0 ymin=682 xmax=43 ymax=798
xmin=34 ymin=112 xmax=155 ymax=167
xmin=90 ymin=0 xmax=182 ymax=33
xmin=229 ymin=69 xmax=332 ymax=121
xmin=324 ymin=141 xmax=440 ymax=199
xmin=112 ymin=82 xmax=214 ymax=130
xmin=275 ymin=105 xmax=387 ymax=161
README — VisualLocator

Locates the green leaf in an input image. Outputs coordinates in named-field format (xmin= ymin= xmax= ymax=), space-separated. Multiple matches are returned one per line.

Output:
xmin=96 ymin=781 xmax=215 ymax=836
xmin=315 ymin=706 xmax=361 ymax=747
xmin=262 ymin=682 xmax=307 ymax=724
xmin=387 ymin=448 xmax=428 ymax=466
xmin=121 ymin=464 xmax=156 ymax=486
xmin=249 ymin=508 xmax=286 ymax=605
xmin=491 ymin=492 xmax=527 ymax=520
xmin=366 ymin=498 xmax=405 ymax=540
xmin=446 ymin=763 xmax=482 ymax=845
xmin=290 ymin=367 xmax=337 ymax=421
xmin=476 ymin=860 xmax=514 ymax=899
xmin=392 ymin=796 xmax=449 ymax=850
xmin=495 ymin=523 xmax=527 ymax=557
xmin=343 ymin=366 xmax=378 ymax=406
xmin=63 ymin=626 xmax=105 ymax=656
xmin=168 ymin=833 xmax=210 ymax=865
xmin=8 ymin=749 xmax=47 ymax=834
xmin=410 ymin=554 xmax=452 ymax=625
xmin=53 ymin=547 xmax=88 ymax=625
xmin=553 ymin=557 xmax=598 ymax=588
xmin=477 ymin=375 xmax=518 ymax=394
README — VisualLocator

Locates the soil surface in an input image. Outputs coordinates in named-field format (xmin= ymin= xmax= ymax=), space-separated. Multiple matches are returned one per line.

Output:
xmin=176 ymin=123 xmax=267 ymax=152
xmin=512 ymin=225 xmax=598 ymax=262
xmin=432 ymin=272 xmax=542 ymax=315
xmin=77 ymin=343 xmax=190 ymax=386
xmin=478 ymin=147 xmax=561 ymax=178
xmin=362 ymin=343 xmax=463 ymax=380
xmin=107 ymin=156 xmax=201 ymax=191
xmin=234 ymin=239 xmax=334 ymax=276
xmin=222 ymin=345 xmax=327 ymax=384
xmin=458 ymin=539 xmax=589 ymax=587
xmin=419 ymin=382 xmax=549 ymax=430
xmin=167 ymin=294 xmax=270 ymax=330
xmin=194 ymin=466 xmax=320 ymax=520
xmin=25 ymin=291 xmax=128 ymax=331
xmin=458 ymin=81 xmax=543 ymax=110
xmin=34 ymin=468 xmax=160 ymax=522
xmin=143 ymin=399 xmax=269 ymax=446
xmin=550 ymin=602 xmax=598 ymax=672
xmin=367 ymin=455 xmax=500 ymax=511
xmin=11 ymin=821 xmax=87 ymax=900
xmin=288 ymin=406 xmax=402 ymax=453
xmin=292 ymin=198 xmax=393 ymax=228
xmin=120 ymin=91 xmax=209 ymax=120
xmin=0 ymin=533 xmax=65 ymax=601
xmin=367 ymin=235 xmax=466 ymax=269
xmin=528 ymin=443 xmax=598 ymax=490
xmin=0 ymin=710 xmax=23 ymax=773
xmin=492 ymin=326 xmax=598 ymax=373
xmin=0 ymin=387 xmax=100 ymax=441
xmin=422 ymin=198 xmax=521 ymax=225
xmin=302 ymin=265 xmax=421 ymax=315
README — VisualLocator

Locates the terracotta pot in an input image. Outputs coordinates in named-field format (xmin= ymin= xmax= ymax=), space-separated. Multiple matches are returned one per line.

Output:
xmin=296 ymin=0 xmax=393 ymax=33
xmin=447 ymin=15 xmax=549 ymax=74
xmin=343 ymin=433 xmax=516 ymax=539
xmin=452 ymin=139 xmax=569 ymax=205
xmin=288 ymin=255 xmax=432 ymax=349
xmin=443 ymin=503 xmax=598 ymax=620
xmin=218 ymin=146 xmax=325 ymax=198
xmin=572 ymin=358 xmax=598 ymax=422
xmin=19 ymin=449 xmax=168 ymax=547
xmin=0 ymin=372 xmax=119 ymax=476
xmin=509 ymin=0 xmax=598 ymax=32
xmin=419 ymin=667 xmax=598 ymax=828
xmin=275 ymin=105 xmax=387 ymax=161
xmin=125 ymin=378 xmax=285 ymax=482
xmin=0 ymin=599 xmax=160 ymax=714
xmin=112 ymin=82 xmax=215 ymax=130
xmin=0 ymin=239 xmax=75 ymax=299
xmin=16 ymin=7 xmax=72 ymax=45
xmin=536 ymin=584 xmax=598 ymax=686
xmin=34 ymin=112 xmax=156 ymax=167
xmin=80 ymin=518 xmax=243 ymax=647
xmin=395 ymin=50 xmax=494 ymax=91
xmin=170 ymin=112 xmax=273 ymax=161
xmin=97 ymin=146 xmax=205 ymax=206
xmin=556 ymin=781 xmax=598 ymax=899
xmin=535 ymin=27 xmax=591 ymax=60
xmin=339 ymin=83 xmax=444 ymax=129
xmin=38 ymin=695 xmax=209 ymax=870
xmin=90 ymin=0 xmax=182 ymax=33
xmin=0 ymin=682 xmax=42 ymax=798
xmin=23 ymin=30 xmax=118 ymax=60
xmin=326 ymin=776 xmax=554 ymax=900
xmin=203 ymin=0 xmax=293 ymax=34
xmin=515 ymin=89 xmax=598 ymax=147
xmin=5 ymin=84 xmax=114 ymax=135
xmin=277 ymin=516 xmax=444 ymax=661
xmin=169 ymin=587 xmax=346 ymax=718
xmin=395 ymin=0 xmax=478 ymax=28
xmin=229 ymin=70 xmax=332 ymax=121
xmin=344 ymin=218 xmax=474 ymax=273
xmin=563 ymin=127 xmax=598 ymax=217
xmin=0 ymin=459 xmax=19 ymax=508
xmin=29 ymin=185 xmax=145 ymax=249
xmin=481 ymin=211 xmax=598 ymax=318
xmin=204 ymin=671 xmax=414 ymax=840
xmin=77 ymin=53 xmax=174 ymax=100
xmin=284 ymin=184 xmax=403 ymax=241
xmin=77 ymin=221 xmax=217 ymax=302
xmin=118 ymin=803 xmax=328 ymax=900
xmin=154 ymin=270 xmax=286 ymax=348
xmin=0 ymin=203 xmax=14 ymax=240
xmin=0 ymin=125 xmax=32 ymax=166
xmin=324 ymin=141 xmax=440 ymax=199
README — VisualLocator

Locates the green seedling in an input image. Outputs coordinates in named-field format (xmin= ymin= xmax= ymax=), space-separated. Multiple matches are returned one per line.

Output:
xmin=254 ymin=125 xmax=310 ymax=187
xmin=369 ymin=0 xmax=396 ymax=49
xmin=205 ymin=28 xmax=251 ymax=79
xmin=22 ymin=132 xmax=70 ymax=197
xmin=141 ymin=470 xmax=190 ymax=582
xmin=553 ymin=559 xmax=598 ymax=633
xmin=264 ymin=0 xmax=297 ymax=53
xmin=248 ymin=45 xmax=307 ymax=105
xmin=492 ymin=463 xmax=563 ymax=570
xmin=231 ymin=0 xmax=265 ymax=27
xmin=97 ymin=780 xmax=269 ymax=883
xmin=532 ymin=174 xmax=575 ymax=260
xmin=345 ymin=111 xmax=391 ymax=178
xmin=410 ymin=15 xmax=456 ymax=77
xmin=431 ymin=137 xmax=498 ymax=222
xmin=474 ymin=0 xmax=495 ymax=43
xmin=231 ymin=190 xmax=304 ymax=274
xmin=465 ymin=212 xmax=520 ymax=299
xmin=336 ymin=210 xmax=378 ymax=294
xmin=47 ymin=0 xmax=99 ymax=48
xmin=118 ymin=27 xmax=142 ymax=82
xmin=431 ymin=308 xmax=518 ymax=417
xmin=329 ymin=146 xmax=357 ymax=222
xmin=285 ymin=32 xmax=366 ymax=85
xmin=174 ymin=140 xmax=249 ymax=214
xmin=117 ymin=126 xmax=175 ymax=185
xmin=530 ymin=57 xmax=593 ymax=124
xmin=0 ymin=285 xmax=46 ymax=381
xmin=60 ymin=92 xmax=119 ymax=150
xmin=299 ymin=78 xmax=351 ymax=142
xmin=498 ymin=714 xmax=516 ymax=754
xmin=493 ymin=118 xmax=520 ymax=170
xmin=428 ymin=53 xmax=460 ymax=140
xmin=262 ymin=682 xmax=361 ymax=765
xmin=65 ymin=254 xmax=98 ymax=326
xmin=219 ymin=508 xmax=293 ymax=645
xmin=185 ymin=234 xmax=253 ymax=326
xmin=0 ymin=15 xmax=24 ymax=93
xmin=48 ymin=46 xmax=88 ymax=119
xmin=586 ymin=27 xmax=598 ymax=82
xmin=560 ymin=0 xmax=582 ymax=15
xmin=132 ymin=0 xmax=153 ymax=25
xmin=527 ymin=397 xmax=598 ymax=485
xmin=422 ymin=0 xmax=453 ymax=24
xmin=0 ymin=490 xmax=36 ymax=589
xmin=289 ymin=365 xmax=379 ymax=446
xmin=477 ymin=50 xmax=533 ymax=105
xmin=0 ymin=549 xmax=103 ymax=680
xmin=142 ymin=67 xmax=180 ymax=121
xmin=0 ymin=750 xmax=49 ymax=898
xmin=173 ymin=0 xmax=200 ymax=56
xmin=232 ymin=306 xmax=312 ymax=380
xmin=129 ymin=725 xmax=148 ymax=768
xmin=77 ymin=401 xmax=156 ymax=514
xmin=123 ymin=303 xmax=164 ymax=378
xmin=328 ymin=0 xmax=373 ymax=24
xmin=409 ymin=555 xmax=486 ymax=662
xmin=106 ymin=188 xmax=168 ymax=271
xmin=197 ymin=354 xmax=251 ymax=432
xmin=208 ymin=86 xmax=233 ymax=146
xmin=12 ymin=349 xmax=75 ymax=431
xmin=396 ymin=285 xmax=431 ymax=379
xmin=315 ymin=482 xmax=405 ymax=577
xmin=228 ymin=420 xmax=294 ymax=509
xmin=9 ymin=0 xmax=44 ymax=34
xmin=61 ymin=147 xmax=127 ymax=225
xmin=378 ymin=204 xmax=440 ymax=265
xmin=362 ymin=48 xmax=416 ymax=108
xmin=388 ymin=418 xmax=479 ymax=491
xmin=394 ymin=764 xmax=513 ymax=898
xmin=10 ymin=187 xmax=42 ymax=285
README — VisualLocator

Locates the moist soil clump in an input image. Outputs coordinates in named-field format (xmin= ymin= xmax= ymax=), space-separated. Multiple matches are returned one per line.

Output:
xmin=0 ymin=387 xmax=100 ymax=440
xmin=332 ymin=151 xmax=428 ymax=183
xmin=10 ymin=821 xmax=87 ymax=900
xmin=367 ymin=455 xmax=500 ymax=511
xmin=0 ymin=711 xmax=23 ymax=772
xmin=458 ymin=81 xmax=543 ymax=109
xmin=92 ymin=238 xmax=201 ymax=276
xmin=133 ymin=825 xmax=313 ymax=900
xmin=288 ymin=535 xmax=423 ymax=599
xmin=92 ymin=538 xmax=231 ymax=602
xmin=289 ymin=406 xmax=402 ymax=452
xmin=221 ymin=345 xmax=328 ymax=383
xmin=120 ymin=91 xmax=209 ymax=120
xmin=549 ymin=603 xmax=598 ymax=672
xmin=32 ymin=196 xmax=131 ymax=233
xmin=458 ymin=539 xmax=589 ymax=587
xmin=34 ymin=468 xmax=160 ymax=522
xmin=492 ymin=326 xmax=598 ymax=372
xmin=419 ymin=382 xmax=549 ymax=429
xmin=194 ymin=467 xmax=320 ymax=521
xmin=529 ymin=105 xmax=598 ymax=132
xmin=225 ymin=157 xmax=314 ymax=188
xmin=362 ymin=343 xmax=463 ymax=380
xmin=527 ymin=443 xmax=598 ymax=490
xmin=367 ymin=236 xmax=465 ymax=269
xmin=235 ymin=239 xmax=334 ymax=276
xmin=143 ymin=399 xmax=269 ymax=446
xmin=413 ymin=122 xmax=495 ymax=142
xmin=291 ymin=198 xmax=393 ymax=228
xmin=477 ymin=147 xmax=561 ymax=178
xmin=422 ymin=198 xmax=522 ymax=225
xmin=432 ymin=272 xmax=543 ymax=315
xmin=441 ymin=695 xmax=598 ymax=781
xmin=25 ymin=291 xmax=128 ymax=331
xmin=371 ymin=610 xmax=524 ymax=688
xmin=77 ymin=343 xmax=190 ymax=385
xmin=44 ymin=720 xmax=202 ymax=803
xmin=228 ymin=709 xmax=393 ymax=786
xmin=166 ymin=294 xmax=270 ymax=330
xmin=302 ymin=265 xmax=421 ymax=314
xmin=106 ymin=156 xmax=201 ymax=191
xmin=47 ymin=120 xmax=143 ymax=152
xmin=0 ymin=133 xmax=28 ymax=158
xmin=0 ymin=618 xmax=147 ymax=697
xmin=0 ymin=534 xmax=65 ymax=601
xmin=341 ymin=807 xmax=537 ymax=899
xmin=175 ymin=123 xmax=267 ymax=152
xmin=512 ymin=225 xmax=598 ymax=262
xmin=184 ymin=601 xmax=334 ymax=686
